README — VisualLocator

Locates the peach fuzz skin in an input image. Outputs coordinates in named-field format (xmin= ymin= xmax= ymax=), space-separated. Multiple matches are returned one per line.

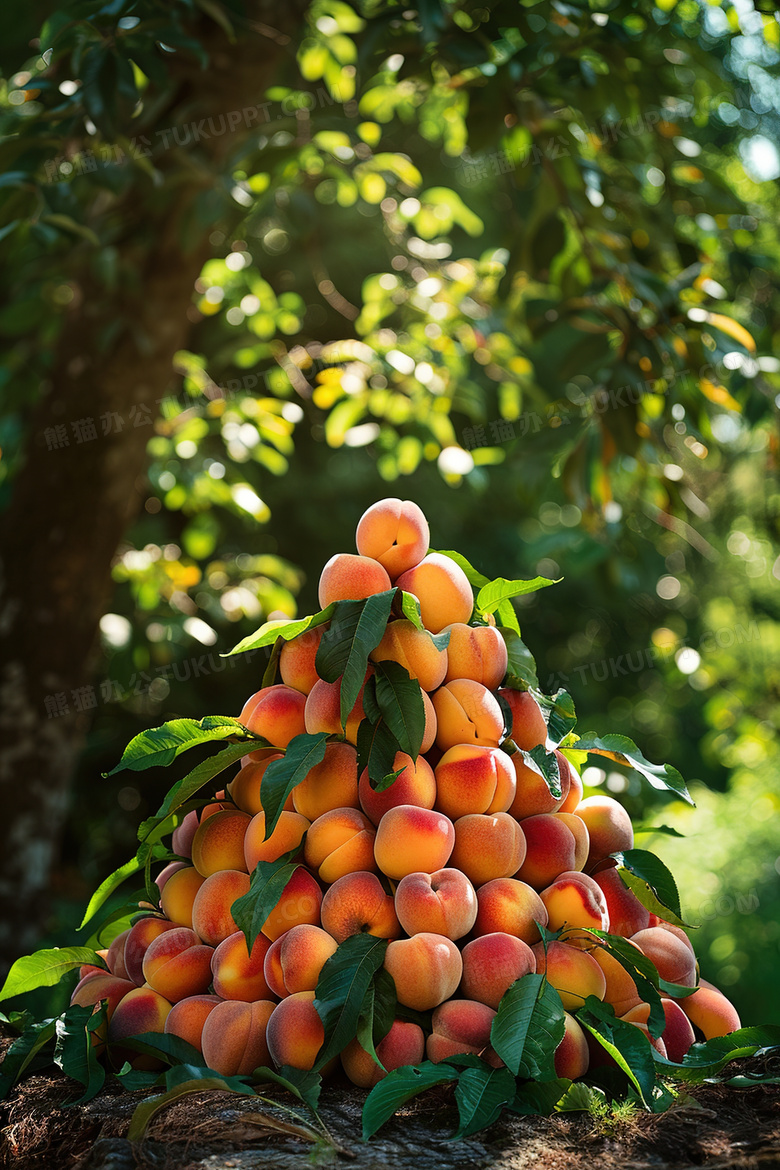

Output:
xmin=318 ymin=553 xmax=391 ymax=609
xmin=575 ymin=795 xmax=634 ymax=866
xmin=369 ymin=619 xmax=448 ymax=692
xmin=355 ymin=497 xmax=430 ymax=579
xmin=514 ymin=812 xmax=589 ymax=890
xmin=434 ymin=744 xmax=516 ymax=821
xmin=449 ymin=812 xmax=526 ymax=887
xmin=191 ymin=869 xmax=249 ymax=948
xmin=554 ymin=1013 xmax=590 ymax=1079
xmin=320 ymin=871 xmax=400 ymax=943
xmin=540 ymin=871 xmax=610 ymax=934
xmin=123 ymin=918 xmax=179 ymax=986
xmin=342 ymin=1020 xmax=425 ymax=1088
xmin=508 ymin=749 xmax=572 ymax=820
xmin=201 ymin=999 xmax=275 ymax=1076
xmin=279 ymin=626 xmax=324 ymax=695
xmin=238 ymin=684 xmax=307 ymax=749
xmin=432 ymin=679 xmax=504 ymax=752
xmin=292 ymin=742 xmax=360 ymax=822
xmin=384 ymin=932 xmax=462 ymax=1011
xmin=160 ymin=866 xmax=206 ymax=931
xmin=621 ymin=998 xmax=695 ymax=1062
xmin=395 ymin=553 xmax=474 ymax=634
xmin=244 ymin=810 xmax=310 ymax=871
xmin=473 ymin=878 xmax=548 ymax=945
xmin=497 ymin=689 xmax=548 ymax=751
xmin=263 ymin=925 xmax=337 ymax=997
xmin=304 ymin=676 xmax=367 ymax=744
xmin=191 ymin=809 xmax=251 ymax=877
xmin=460 ymin=933 xmax=536 ymax=1010
xmin=141 ymin=927 xmax=214 ymax=1003
xmin=304 ymin=807 xmax=377 ymax=884
xmin=427 ymin=999 xmax=497 ymax=1064
xmin=532 ymin=940 xmax=607 ymax=1011
xmin=374 ymin=805 xmax=455 ymax=880
xmin=164 ymin=994 xmax=222 ymax=1053
xmin=442 ymin=622 xmax=508 ymax=690
xmin=266 ymin=990 xmax=325 ymax=1071
xmin=211 ymin=930 xmax=275 ymax=1001
xmin=229 ymin=753 xmax=286 ymax=816
xmin=680 ymin=984 xmax=741 ymax=1038
xmin=359 ymin=751 xmax=436 ymax=825
xmin=260 ymin=867 xmax=323 ymax=942
xmin=394 ymin=868 xmax=477 ymax=940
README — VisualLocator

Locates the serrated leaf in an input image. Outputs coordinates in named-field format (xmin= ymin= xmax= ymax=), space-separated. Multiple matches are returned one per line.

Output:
xmin=0 ymin=1017 xmax=58 ymax=1099
xmin=574 ymin=733 xmax=692 ymax=805
xmin=106 ymin=716 xmax=255 ymax=775
xmin=373 ymin=662 xmax=425 ymax=759
xmin=490 ymin=974 xmax=565 ymax=1078
xmin=314 ymin=934 xmax=389 ymax=1069
xmin=0 ymin=948 xmax=107 ymax=1002
xmin=614 ymin=849 xmax=687 ymax=927
xmin=226 ymin=606 xmax=335 ymax=656
xmin=260 ymin=733 xmax=328 ymax=839
xmin=576 ymin=997 xmax=657 ymax=1108
xmin=533 ymin=689 xmax=577 ymax=745
xmin=316 ymin=592 xmax=396 ymax=726
xmin=54 ymin=1004 xmax=106 ymax=1103
xmin=231 ymin=852 xmax=303 ymax=952
xmin=653 ymin=1025 xmax=780 ymax=1082
xmin=453 ymin=1063 xmax=516 ymax=1138
xmin=356 ymin=717 xmax=402 ymax=787
xmin=499 ymin=627 xmax=539 ymax=690
xmin=361 ymin=1061 xmax=459 ymax=1140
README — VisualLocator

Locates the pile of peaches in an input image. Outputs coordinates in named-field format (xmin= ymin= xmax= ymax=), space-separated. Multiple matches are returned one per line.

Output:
xmin=72 ymin=498 xmax=740 ymax=1087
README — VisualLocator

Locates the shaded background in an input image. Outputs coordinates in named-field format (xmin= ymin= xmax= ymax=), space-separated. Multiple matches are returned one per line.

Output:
xmin=0 ymin=0 xmax=778 ymax=1024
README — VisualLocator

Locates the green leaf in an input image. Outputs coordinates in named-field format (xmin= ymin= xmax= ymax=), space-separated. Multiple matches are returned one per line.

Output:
xmin=253 ymin=1065 xmax=322 ymax=1112
xmin=393 ymin=590 xmax=423 ymax=630
xmin=658 ymin=979 xmax=697 ymax=1000
xmin=356 ymin=716 xmax=402 ymax=787
xmin=373 ymin=662 xmax=425 ymax=759
xmin=518 ymin=745 xmax=562 ymax=801
xmin=632 ymin=824 xmax=686 ymax=838
xmin=361 ymin=1061 xmax=459 ymax=1140
xmin=79 ymin=853 xmax=149 ymax=930
xmin=106 ymin=716 xmax=255 ymax=775
xmin=574 ymin=733 xmax=692 ymax=805
xmin=533 ymin=689 xmax=577 ymax=745
xmin=0 ymin=948 xmax=106 ymax=1002
xmin=262 ymin=637 xmax=282 ymax=687
xmin=432 ymin=550 xmax=489 ymax=589
xmin=260 ymin=733 xmax=328 ymax=839
xmin=152 ymin=740 xmax=254 ymax=823
xmin=121 ymin=1032 xmax=204 ymax=1068
xmin=580 ymin=931 xmax=666 ymax=1038
xmin=54 ymin=1005 xmax=106 ymax=1103
xmin=127 ymin=1071 xmax=256 ymax=1141
xmin=509 ymin=1078 xmax=572 ymax=1115
xmin=477 ymin=575 xmax=558 ymax=614
xmin=614 ymin=849 xmax=687 ymax=928
xmin=653 ymin=1026 xmax=780 ymax=1082
xmin=355 ymin=968 xmax=397 ymax=1070
xmin=576 ymin=998 xmax=658 ymax=1108
xmin=453 ymin=1062 xmax=516 ymax=1138
xmin=0 ymin=1017 xmax=58 ymax=1099
xmin=313 ymin=934 xmax=389 ymax=1069
xmin=554 ymin=1081 xmax=607 ymax=1112
xmin=499 ymin=627 xmax=539 ymax=690
xmin=226 ymin=605 xmax=335 ymax=657
xmin=490 ymin=974 xmax=565 ymax=1078
xmin=316 ymin=591 xmax=396 ymax=726
xmin=231 ymin=851 xmax=304 ymax=952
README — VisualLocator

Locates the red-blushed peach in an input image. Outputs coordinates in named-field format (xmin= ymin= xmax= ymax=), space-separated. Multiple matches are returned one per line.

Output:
xmin=449 ymin=813 xmax=526 ymax=887
xmin=395 ymin=553 xmax=474 ymax=634
xmin=631 ymin=927 xmax=697 ymax=987
xmin=588 ymin=941 xmax=643 ymax=1017
xmin=228 ymin=753 xmax=286 ymax=816
xmin=191 ymin=809 xmax=251 ymax=877
xmin=191 ymin=869 xmax=249 ymax=948
xmin=304 ymin=675 xmax=367 ymax=744
xmin=460 ymin=933 xmax=536 ymax=1010
xmin=384 ymin=933 xmax=462 ymax=1011
xmin=575 ymin=795 xmax=634 ymax=866
xmin=78 ymin=950 xmax=109 ymax=981
xmin=70 ymin=973 xmax=135 ymax=1028
xmin=434 ymin=745 xmax=515 ymax=820
xmin=359 ymin=751 xmax=436 ymax=825
xmin=370 ymin=620 xmax=448 ymax=692
xmin=421 ymin=688 xmax=437 ymax=753
xmin=304 ymin=807 xmax=377 ymax=884
xmin=201 ymin=999 xmax=275 ymax=1076
xmin=441 ymin=622 xmax=508 ymax=691
xmin=211 ymin=931 xmax=275 ymax=1001
xmin=374 ymin=805 xmax=455 ymax=880
xmin=473 ymin=878 xmax=548 ymax=945
xmin=244 ymin=810 xmax=310 ymax=872
xmin=260 ymin=867 xmax=323 ymax=942
xmin=318 ymin=553 xmax=391 ymax=608
xmin=541 ymin=872 xmax=610 ymax=934
xmin=621 ymin=998 xmax=695 ymax=1062
xmin=514 ymin=812 xmax=589 ymax=890
xmin=141 ymin=927 xmax=213 ymax=1003
xmin=124 ymin=918 xmax=179 ymax=986
xmin=355 ymin=497 xmax=430 ymax=579
xmin=156 ymin=861 xmax=187 ymax=893
xmin=531 ymin=940 xmax=607 ymax=1011
xmin=107 ymin=986 xmax=172 ymax=1051
xmin=554 ymin=1012 xmax=590 ymax=1079
xmin=394 ymin=868 xmax=477 ymax=941
xmin=293 ymin=742 xmax=360 ymax=822
xmin=263 ymin=925 xmax=337 ymax=997
xmin=432 ymin=680 xmax=504 ymax=752
xmin=342 ymin=1020 xmax=426 ymax=1088
xmin=239 ymin=684 xmax=308 ymax=749
xmin=558 ymin=760 xmax=583 ymax=813
xmin=266 ymin=991 xmax=325 ymax=1071
xmin=656 ymin=921 xmax=696 ymax=959
xmin=164 ymin=994 xmax=222 ymax=1054
xmin=680 ymin=984 xmax=741 ymax=1038
xmin=160 ymin=866 xmax=206 ymax=930
xmin=497 ymin=689 xmax=547 ymax=751
xmin=320 ymin=871 xmax=400 ymax=943
xmin=427 ymin=999 xmax=497 ymax=1063
xmin=106 ymin=929 xmax=132 ymax=981
xmin=171 ymin=810 xmax=200 ymax=860
xmin=591 ymin=862 xmax=650 ymax=938
xmin=509 ymin=749 xmax=571 ymax=820
xmin=279 ymin=626 xmax=324 ymax=695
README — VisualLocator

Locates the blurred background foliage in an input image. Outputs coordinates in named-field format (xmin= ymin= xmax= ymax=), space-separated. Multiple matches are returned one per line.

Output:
xmin=0 ymin=0 xmax=778 ymax=1022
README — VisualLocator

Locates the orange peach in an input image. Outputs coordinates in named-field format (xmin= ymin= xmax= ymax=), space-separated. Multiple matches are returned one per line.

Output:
xmin=106 ymin=929 xmax=132 ymax=981
xmin=304 ymin=675 xmax=367 ymax=744
xmin=432 ymin=680 xmax=504 ymax=751
xmin=631 ymin=927 xmax=697 ymax=987
xmin=374 ymin=805 xmax=455 ymax=880
xmin=450 ymin=813 xmax=526 ymax=887
xmin=497 ymin=689 xmax=548 ymax=750
xmin=211 ymin=931 xmax=275 ymax=1002
xmin=355 ymin=497 xmax=430 ymax=579
xmin=279 ymin=626 xmax=324 ymax=695
xmin=680 ymin=984 xmax=741 ymax=1039
xmin=191 ymin=869 xmax=249 ymax=948
xmin=260 ymin=867 xmax=323 ymax=942
xmin=532 ymin=941 xmax=607 ymax=1011
xmin=558 ymin=759 xmax=583 ymax=813
xmin=191 ymin=809 xmax=251 ymax=877
xmin=320 ymin=871 xmax=400 ymax=943
xmin=160 ymin=866 xmax=206 ymax=930
xmin=621 ymin=998 xmax=695 ymax=1062
xmin=421 ymin=688 xmax=437 ymax=753
xmin=359 ymin=751 xmax=436 ymax=825
xmin=541 ymin=872 xmax=610 ymax=934
xmin=384 ymin=933 xmax=463 ymax=1011
xmin=239 ymin=684 xmax=308 ymax=749
xmin=266 ymin=991 xmax=325 ymax=1071
xmin=434 ymin=745 xmax=516 ymax=820
xmin=201 ymin=999 xmax=275 ymax=1076
xmin=318 ymin=553 xmax=391 ymax=608
xmin=514 ymin=812 xmax=589 ymax=890
xmin=394 ymin=868 xmax=477 ymax=940
xmin=141 ymin=927 xmax=213 ymax=1003
xmin=395 ymin=553 xmax=474 ymax=634
xmin=156 ymin=861 xmax=188 ymax=893
xmin=370 ymin=620 xmax=448 ymax=692
xmin=427 ymin=999 xmax=497 ymax=1063
xmin=442 ymin=623 xmax=508 ymax=690
xmin=592 ymin=863 xmax=650 ymax=938
xmin=293 ymin=742 xmax=360 ymax=822
xmin=164 ymin=994 xmax=221 ymax=1054
xmin=228 ymin=753 xmax=286 ymax=816
xmin=304 ymin=807 xmax=377 ymax=884
xmin=244 ymin=810 xmax=310 ymax=872
xmin=575 ymin=795 xmax=633 ymax=866
xmin=509 ymin=749 xmax=571 ymax=820
xmin=70 ymin=973 xmax=135 ymax=1023
xmin=473 ymin=878 xmax=548 ymax=945
xmin=342 ymin=1020 xmax=426 ymax=1088
xmin=554 ymin=1012 xmax=590 ymax=1079
xmin=171 ymin=811 xmax=200 ymax=859
xmin=78 ymin=950 xmax=109 ymax=981
xmin=263 ymin=925 xmax=337 ymax=997
xmin=460 ymin=933 xmax=537 ymax=1010
xmin=124 ymin=918 xmax=179 ymax=986
xmin=108 ymin=986 xmax=172 ymax=1048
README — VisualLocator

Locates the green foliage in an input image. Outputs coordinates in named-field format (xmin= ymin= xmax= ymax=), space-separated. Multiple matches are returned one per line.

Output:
xmin=230 ymin=850 xmax=304 ymax=952
xmin=313 ymin=933 xmax=389 ymax=1069
xmin=490 ymin=974 xmax=565 ymax=1079
xmin=614 ymin=848 xmax=687 ymax=927
xmin=0 ymin=948 xmax=106 ymax=1003
xmin=259 ymin=732 xmax=328 ymax=838
xmin=315 ymin=591 xmax=396 ymax=724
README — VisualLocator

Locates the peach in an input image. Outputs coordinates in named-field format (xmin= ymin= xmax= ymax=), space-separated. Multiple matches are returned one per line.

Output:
xmin=171 ymin=810 xmax=200 ymax=859
xmin=70 ymin=973 xmax=135 ymax=1022
xmin=514 ymin=812 xmax=589 ymax=890
xmin=160 ymin=866 xmax=206 ymax=930
xmin=575 ymin=796 xmax=633 ymax=866
xmin=497 ymin=689 xmax=547 ymax=750
xmin=558 ymin=760 xmax=583 ymax=813
xmin=434 ymin=745 xmax=515 ymax=820
xmin=279 ymin=626 xmax=324 ymax=695
xmin=141 ymin=927 xmax=213 ymax=1003
xmin=78 ymin=950 xmax=109 ymax=981
xmin=473 ymin=878 xmax=548 ymax=945
xmin=589 ymin=942 xmax=642 ymax=1017
xmin=621 ymin=998 xmax=695 ymax=1062
xmin=460 ymin=933 xmax=536 ymax=1010
xmin=384 ymin=933 xmax=462 ymax=1011
xmin=320 ymin=871 xmax=400 ymax=943
xmin=370 ymin=620 xmax=448 ymax=692
xmin=211 ymin=930 xmax=275 ymax=1001
xmin=266 ymin=991 xmax=325 ymax=1071
xmin=450 ymin=813 xmax=526 ymax=887
xmin=244 ymin=810 xmax=310 ymax=872
xmin=421 ymin=688 xmax=437 ymax=753
xmin=342 ymin=1020 xmax=426 ymax=1088
xmin=239 ymin=684 xmax=308 ymax=749
xmin=432 ymin=680 xmax=504 ymax=751
xmin=106 ymin=930 xmax=132 ymax=981
xmin=108 ymin=986 xmax=172 ymax=1047
xmin=201 ymin=999 xmax=275 ymax=1076
xmin=293 ymin=742 xmax=360 ymax=822
xmin=541 ymin=872 xmax=610 ymax=934
xmin=355 ymin=497 xmax=430 ymax=579
xmin=442 ymin=623 xmax=508 ymax=690
xmin=124 ymin=918 xmax=179 ymax=986
xmin=555 ymin=1012 xmax=590 ymax=1079
xmin=394 ymin=868 xmax=477 ymax=940
xmin=359 ymin=751 xmax=436 ymax=825
xmin=263 ymin=925 xmax=337 ymax=997
xmin=191 ymin=809 xmax=251 ymax=877
xmin=191 ymin=869 xmax=249 ymax=947
xmin=304 ymin=808 xmax=377 ymax=884
xmin=631 ymin=927 xmax=697 ymax=987
xmin=155 ymin=861 xmax=187 ymax=892
xmin=318 ymin=553 xmax=391 ymax=609
xmin=532 ymin=941 xmax=607 ymax=1011
xmin=427 ymin=999 xmax=497 ymax=1063
xmin=592 ymin=863 xmax=650 ymax=938
xmin=304 ymin=675 xmax=366 ymax=744
xmin=164 ymin=994 xmax=221 ymax=1054
xmin=260 ymin=867 xmax=323 ymax=942
xmin=509 ymin=749 xmax=571 ymax=820
xmin=395 ymin=553 xmax=474 ymax=634
xmin=374 ymin=806 xmax=455 ymax=880
xmin=228 ymin=753 xmax=286 ymax=816
xmin=680 ymin=985 xmax=741 ymax=1039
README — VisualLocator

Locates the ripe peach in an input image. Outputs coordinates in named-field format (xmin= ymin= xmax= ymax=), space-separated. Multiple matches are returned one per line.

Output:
xmin=160 ymin=866 xmax=206 ymax=930
xmin=514 ymin=812 xmax=589 ymax=890
xmin=320 ymin=871 xmax=400 ymax=943
xmin=266 ymin=991 xmax=325 ymax=1071
xmin=279 ymin=626 xmax=324 ymax=695
xmin=70 ymin=973 xmax=135 ymax=1023
xmin=124 ymin=918 xmax=179 ymax=986
xmin=442 ymin=623 xmax=508 ymax=690
xmin=263 ymin=925 xmax=337 ymax=997
xmin=228 ymin=753 xmax=286 ymax=816
xmin=631 ymin=927 xmax=697 ymax=987
xmin=575 ymin=796 xmax=634 ymax=866
xmin=304 ymin=808 xmax=377 ymax=884
xmin=77 ymin=950 xmax=109 ymax=981
xmin=395 ymin=553 xmax=474 ymax=634
xmin=318 ymin=553 xmax=391 ymax=609
xmin=142 ymin=927 xmax=213 ymax=1003
xmin=359 ymin=751 xmax=436 ymax=825
xmin=191 ymin=869 xmax=249 ymax=948
xmin=427 ymin=999 xmax=497 ymax=1063
xmin=509 ymin=749 xmax=571 ymax=820
xmin=555 ymin=1012 xmax=590 ymax=1079
xmin=460 ymin=933 xmax=536 ymax=1010
xmin=592 ymin=863 xmax=650 ymax=938
xmin=239 ymin=684 xmax=307 ymax=749
xmin=260 ymin=867 xmax=323 ymax=942
xmin=191 ymin=809 xmax=251 ymax=877
xmin=588 ymin=941 xmax=643 ymax=1017
xmin=384 ymin=933 xmax=462 ymax=1011
xmin=558 ymin=760 xmax=583 ymax=813
xmin=541 ymin=872 xmax=610 ymax=934
xmin=244 ymin=810 xmax=310 ymax=872
xmin=164 ymin=994 xmax=221 ymax=1054
xmin=355 ymin=497 xmax=430 ymax=579
xmin=532 ymin=941 xmax=607 ymax=1011
xmin=450 ymin=813 xmax=526 ymax=887
xmin=374 ymin=805 xmax=455 ymax=880
xmin=621 ymin=998 xmax=695 ymax=1062
xmin=106 ymin=930 xmax=132 ymax=981
xmin=432 ymin=680 xmax=504 ymax=751
xmin=370 ymin=620 xmax=448 ymax=692
xmin=201 ymin=999 xmax=275 ymax=1076
xmin=497 ymin=689 xmax=547 ymax=751
xmin=473 ymin=878 xmax=548 ymax=945
xmin=211 ymin=931 xmax=275 ymax=1001
xmin=108 ymin=986 xmax=172 ymax=1048
xmin=304 ymin=675 xmax=367 ymax=744
xmin=434 ymin=745 xmax=515 ymax=820
xmin=293 ymin=742 xmax=360 ymax=822
xmin=394 ymin=868 xmax=477 ymax=940
xmin=171 ymin=811 xmax=200 ymax=859
xmin=680 ymin=984 xmax=741 ymax=1038
xmin=421 ymin=688 xmax=437 ymax=753
xmin=342 ymin=1020 xmax=426 ymax=1088
xmin=155 ymin=861 xmax=187 ymax=893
